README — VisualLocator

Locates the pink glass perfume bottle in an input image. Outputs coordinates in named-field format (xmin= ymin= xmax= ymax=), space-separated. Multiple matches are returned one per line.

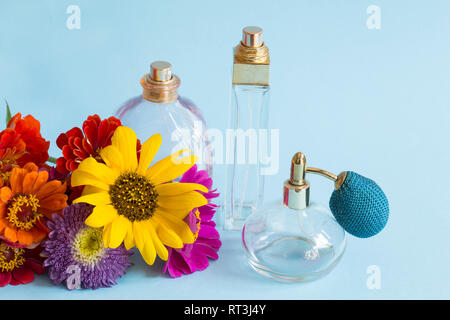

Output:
xmin=115 ymin=61 xmax=212 ymax=176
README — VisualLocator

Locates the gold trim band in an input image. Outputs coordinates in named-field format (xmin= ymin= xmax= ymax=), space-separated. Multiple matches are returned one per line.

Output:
xmin=234 ymin=42 xmax=270 ymax=65
xmin=141 ymin=74 xmax=180 ymax=104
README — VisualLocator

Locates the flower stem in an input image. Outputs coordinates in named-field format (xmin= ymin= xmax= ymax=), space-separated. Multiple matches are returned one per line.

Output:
xmin=47 ymin=156 xmax=58 ymax=164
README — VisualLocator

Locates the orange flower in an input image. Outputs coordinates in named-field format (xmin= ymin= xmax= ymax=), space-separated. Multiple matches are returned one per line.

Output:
xmin=0 ymin=163 xmax=68 ymax=246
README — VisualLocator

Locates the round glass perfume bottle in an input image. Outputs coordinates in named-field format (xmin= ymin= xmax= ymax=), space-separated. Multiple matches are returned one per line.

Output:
xmin=115 ymin=61 xmax=212 ymax=176
xmin=242 ymin=152 xmax=346 ymax=282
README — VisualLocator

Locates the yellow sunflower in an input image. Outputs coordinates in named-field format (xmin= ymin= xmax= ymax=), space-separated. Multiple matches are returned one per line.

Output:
xmin=71 ymin=126 xmax=208 ymax=265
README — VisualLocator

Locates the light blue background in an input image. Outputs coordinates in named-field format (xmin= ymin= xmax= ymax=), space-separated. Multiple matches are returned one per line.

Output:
xmin=0 ymin=0 xmax=449 ymax=299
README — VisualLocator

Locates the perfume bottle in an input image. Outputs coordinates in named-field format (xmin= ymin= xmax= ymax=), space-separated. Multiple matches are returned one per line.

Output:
xmin=115 ymin=61 xmax=212 ymax=176
xmin=242 ymin=152 xmax=346 ymax=282
xmin=224 ymin=26 xmax=270 ymax=230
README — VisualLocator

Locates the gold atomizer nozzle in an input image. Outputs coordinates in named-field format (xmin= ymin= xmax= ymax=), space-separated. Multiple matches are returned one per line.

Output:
xmin=283 ymin=152 xmax=349 ymax=210
xmin=290 ymin=152 xmax=307 ymax=185
xmin=141 ymin=61 xmax=180 ymax=103
xmin=283 ymin=152 xmax=310 ymax=210
xmin=232 ymin=26 xmax=270 ymax=86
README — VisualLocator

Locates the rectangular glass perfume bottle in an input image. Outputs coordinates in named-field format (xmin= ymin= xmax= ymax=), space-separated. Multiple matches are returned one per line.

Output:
xmin=224 ymin=26 xmax=270 ymax=230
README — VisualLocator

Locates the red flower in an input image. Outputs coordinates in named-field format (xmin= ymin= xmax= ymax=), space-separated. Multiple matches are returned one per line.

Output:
xmin=0 ymin=239 xmax=44 ymax=287
xmin=0 ymin=128 xmax=26 ymax=153
xmin=0 ymin=113 xmax=49 ymax=187
xmin=7 ymin=113 xmax=50 ymax=167
xmin=56 ymin=115 xmax=122 ymax=174
xmin=0 ymin=129 xmax=26 ymax=187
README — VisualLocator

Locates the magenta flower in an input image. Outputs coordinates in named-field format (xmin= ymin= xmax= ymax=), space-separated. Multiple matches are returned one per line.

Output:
xmin=163 ymin=165 xmax=221 ymax=278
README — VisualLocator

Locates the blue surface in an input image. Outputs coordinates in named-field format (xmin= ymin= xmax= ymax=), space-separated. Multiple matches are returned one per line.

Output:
xmin=0 ymin=0 xmax=449 ymax=299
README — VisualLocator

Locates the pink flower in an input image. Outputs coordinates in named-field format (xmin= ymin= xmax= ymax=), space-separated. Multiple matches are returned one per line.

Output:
xmin=163 ymin=165 xmax=221 ymax=278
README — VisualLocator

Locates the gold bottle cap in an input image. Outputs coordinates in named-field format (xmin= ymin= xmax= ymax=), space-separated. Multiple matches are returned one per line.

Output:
xmin=150 ymin=61 xmax=173 ymax=81
xmin=242 ymin=26 xmax=263 ymax=47
xmin=234 ymin=26 xmax=269 ymax=65
xmin=141 ymin=60 xmax=180 ymax=104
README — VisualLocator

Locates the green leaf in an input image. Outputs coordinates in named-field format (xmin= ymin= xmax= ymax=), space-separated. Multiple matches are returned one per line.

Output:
xmin=5 ymin=100 xmax=11 ymax=127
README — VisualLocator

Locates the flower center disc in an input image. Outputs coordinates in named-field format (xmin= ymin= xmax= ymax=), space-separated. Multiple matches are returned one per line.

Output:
xmin=72 ymin=227 xmax=105 ymax=266
xmin=6 ymin=194 xmax=41 ymax=230
xmin=0 ymin=243 xmax=25 ymax=272
xmin=109 ymin=172 xmax=158 ymax=222
xmin=193 ymin=209 xmax=201 ymax=241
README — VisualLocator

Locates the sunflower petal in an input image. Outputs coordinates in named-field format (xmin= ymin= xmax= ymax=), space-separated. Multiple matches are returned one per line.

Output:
xmin=157 ymin=191 xmax=208 ymax=211
xmin=123 ymin=221 xmax=134 ymax=250
xmin=143 ymin=231 xmax=156 ymax=265
xmin=155 ymin=210 xmax=195 ymax=244
xmin=146 ymin=220 xmax=168 ymax=261
xmin=133 ymin=221 xmax=155 ymax=265
xmin=111 ymin=126 xmax=138 ymax=171
xmin=71 ymin=170 xmax=110 ymax=190
xmin=155 ymin=182 xmax=208 ymax=196
xmin=153 ymin=217 xmax=183 ymax=249
xmin=102 ymin=224 xmax=112 ymax=247
xmin=76 ymin=157 xmax=118 ymax=185
xmin=145 ymin=149 xmax=189 ymax=182
xmin=148 ymin=155 xmax=198 ymax=185
xmin=158 ymin=208 xmax=191 ymax=219
xmin=73 ymin=192 xmax=111 ymax=206
xmin=133 ymin=221 xmax=144 ymax=248
xmin=109 ymin=215 xmax=129 ymax=248
xmin=82 ymin=185 xmax=107 ymax=195
xmin=85 ymin=205 xmax=118 ymax=228
xmin=137 ymin=134 xmax=162 ymax=175
xmin=100 ymin=145 xmax=124 ymax=171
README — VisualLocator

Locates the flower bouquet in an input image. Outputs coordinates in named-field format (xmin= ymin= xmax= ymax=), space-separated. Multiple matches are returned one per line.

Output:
xmin=0 ymin=105 xmax=221 ymax=289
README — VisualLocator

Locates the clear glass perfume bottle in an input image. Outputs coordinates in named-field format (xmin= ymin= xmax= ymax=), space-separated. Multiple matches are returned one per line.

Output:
xmin=115 ymin=61 xmax=212 ymax=176
xmin=224 ymin=26 xmax=270 ymax=230
xmin=242 ymin=152 xmax=346 ymax=282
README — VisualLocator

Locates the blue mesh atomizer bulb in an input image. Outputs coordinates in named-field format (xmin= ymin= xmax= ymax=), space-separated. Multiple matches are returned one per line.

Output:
xmin=307 ymin=162 xmax=389 ymax=238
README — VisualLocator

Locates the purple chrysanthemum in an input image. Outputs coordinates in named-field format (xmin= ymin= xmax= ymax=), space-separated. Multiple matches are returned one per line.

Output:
xmin=163 ymin=165 xmax=221 ymax=278
xmin=42 ymin=203 xmax=132 ymax=289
